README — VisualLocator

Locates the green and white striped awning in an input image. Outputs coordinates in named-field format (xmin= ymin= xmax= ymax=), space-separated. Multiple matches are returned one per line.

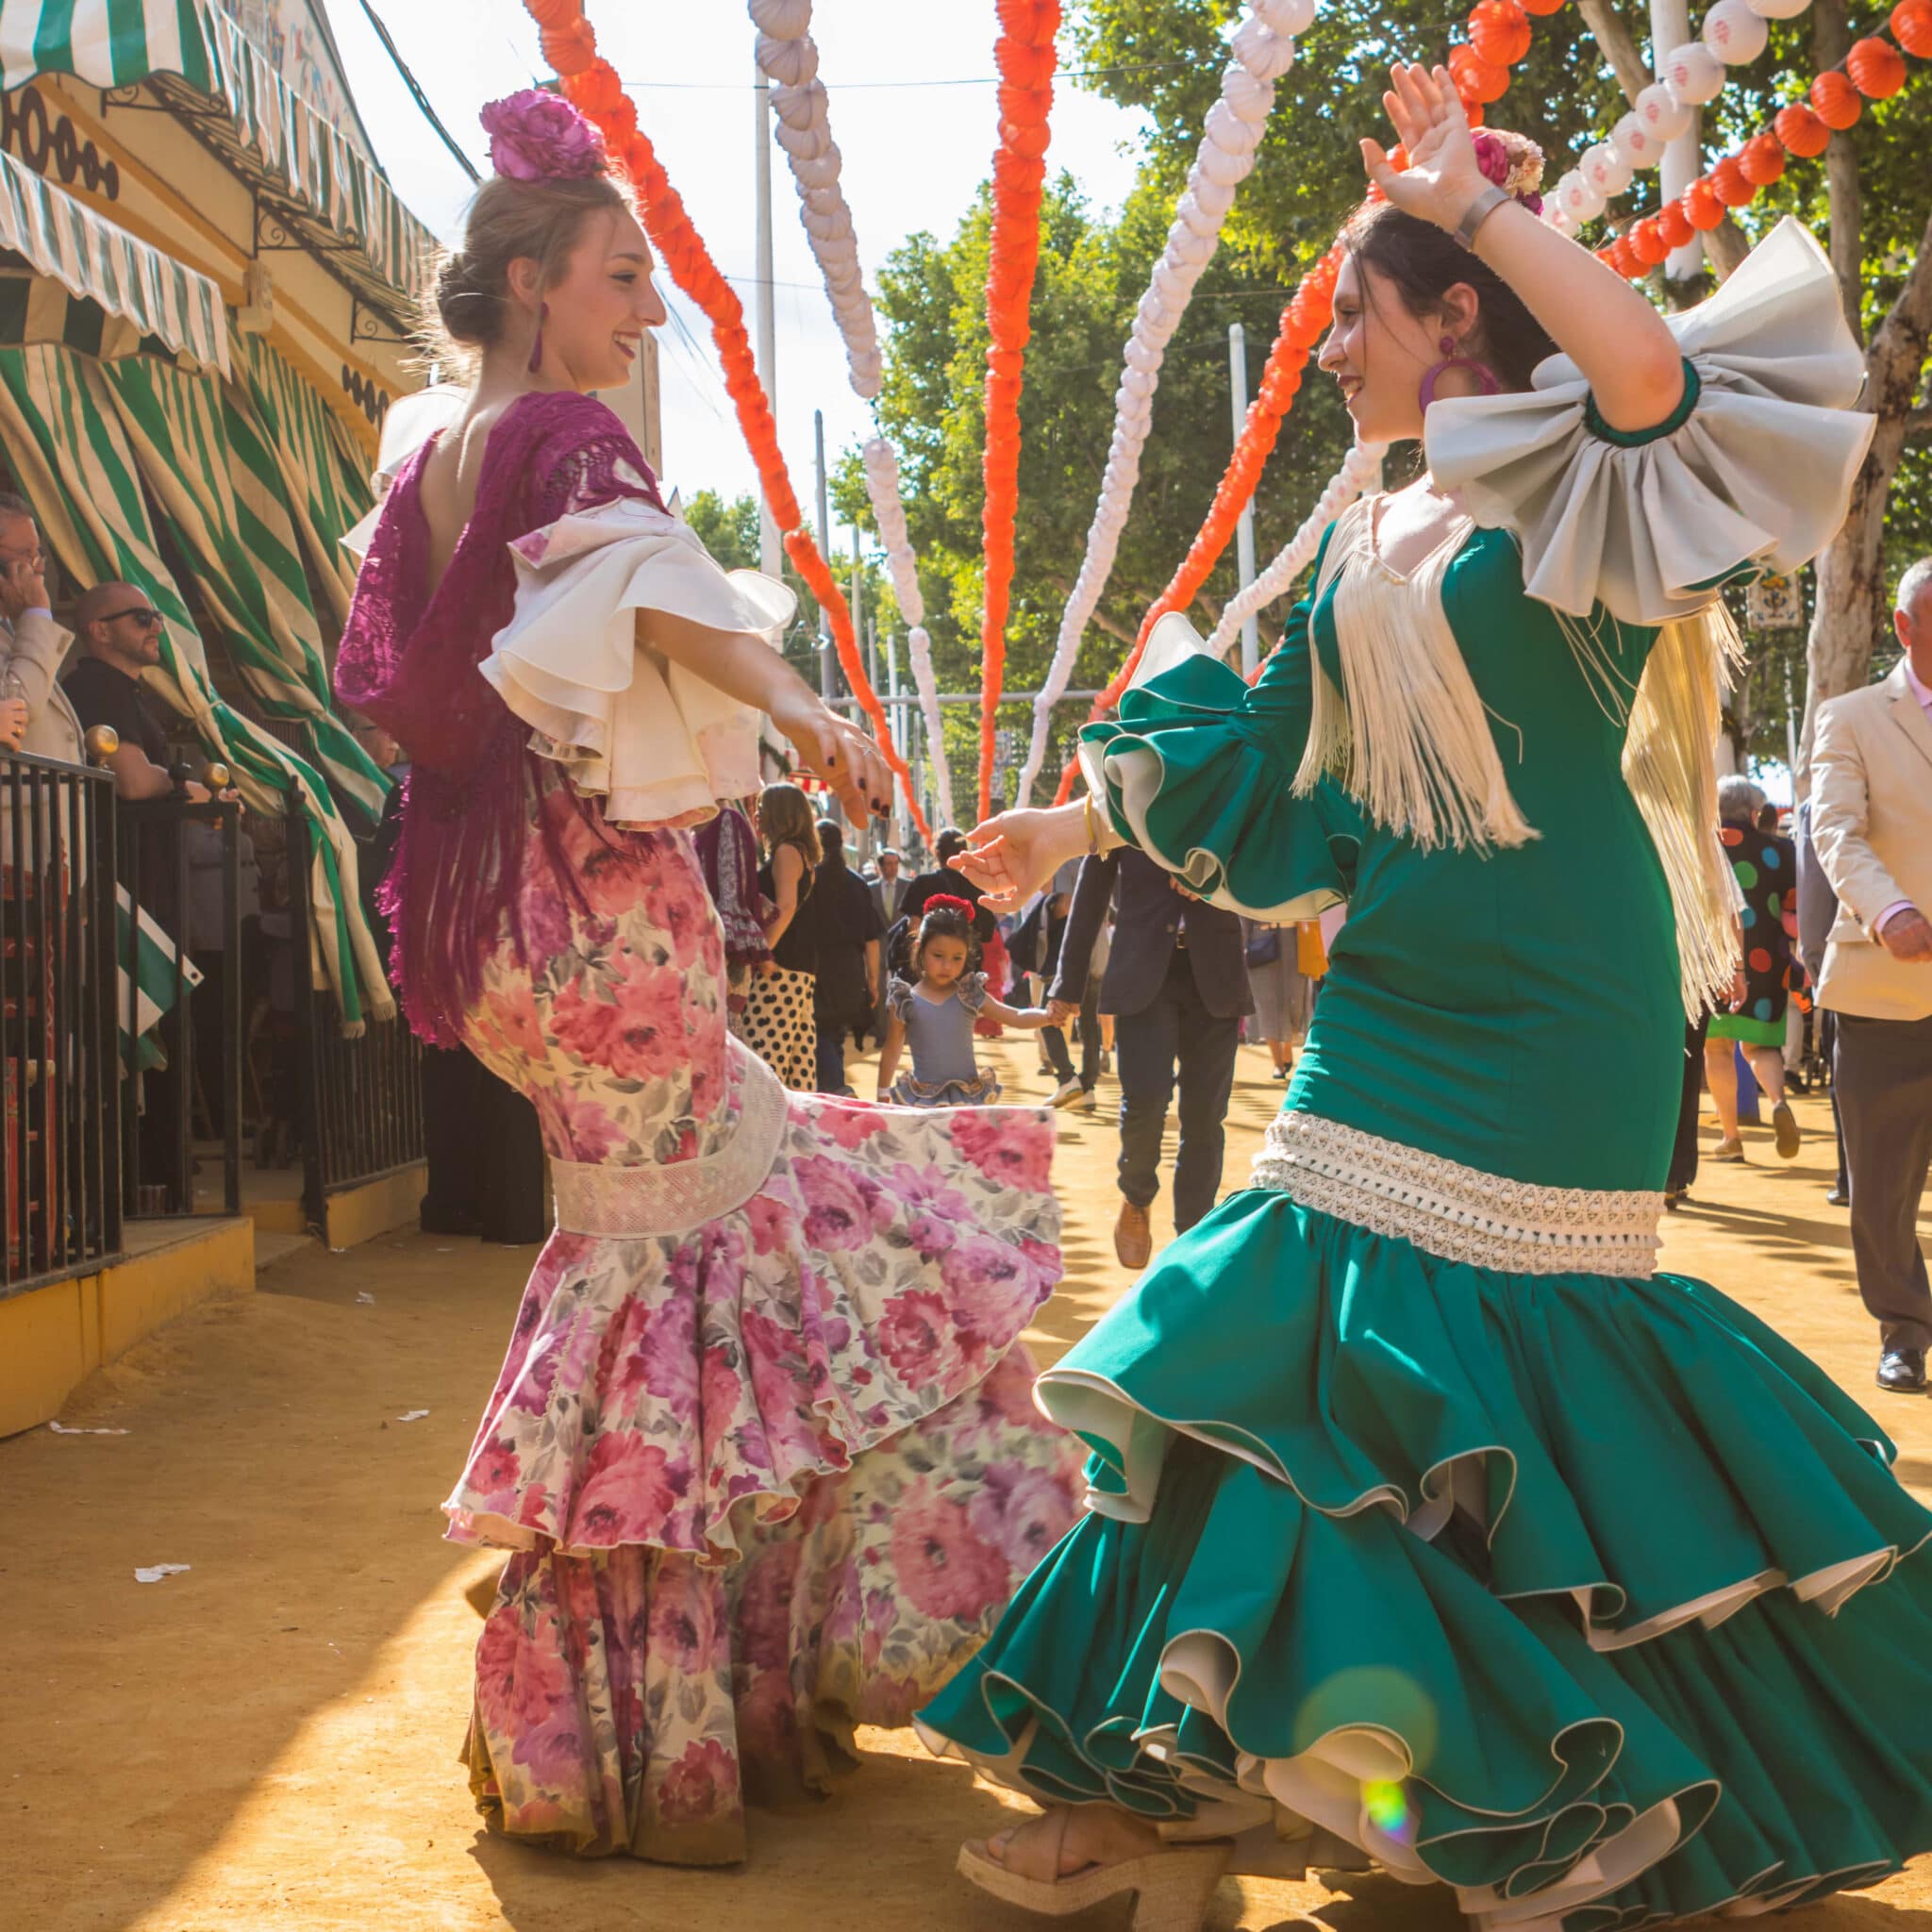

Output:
xmin=0 ymin=0 xmax=434 ymax=304
xmin=0 ymin=340 xmax=393 ymax=1033
xmin=0 ymin=142 xmax=225 ymax=371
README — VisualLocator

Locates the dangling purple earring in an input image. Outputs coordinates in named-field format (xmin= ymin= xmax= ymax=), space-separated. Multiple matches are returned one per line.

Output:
xmin=1417 ymin=332 xmax=1501 ymax=411
xmin=527 ymin=301 xmax=548 ymax=375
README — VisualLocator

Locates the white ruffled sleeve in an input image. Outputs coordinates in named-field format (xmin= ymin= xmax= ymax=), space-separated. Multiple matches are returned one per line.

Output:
xmin=1424 ymin=218 xmax=1874 ymax=626
xmin=479 ymin=496 xmax=796 ymax=829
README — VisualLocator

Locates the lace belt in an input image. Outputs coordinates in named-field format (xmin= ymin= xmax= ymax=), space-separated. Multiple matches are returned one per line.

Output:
xmin=550 ymin=1041 xmax=791 ymax=1238
xmin=1250 ymin=1108 xmax=1663 ymax=1278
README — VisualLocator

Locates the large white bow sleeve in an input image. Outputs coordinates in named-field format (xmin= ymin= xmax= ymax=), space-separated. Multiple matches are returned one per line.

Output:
xmin=1424 ymin=218 xmax=1874 ymax=626
xmin=481 ymin=496 xmax=795 ymax=829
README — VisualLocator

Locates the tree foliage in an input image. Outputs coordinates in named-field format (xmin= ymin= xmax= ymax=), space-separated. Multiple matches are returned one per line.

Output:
xmin=848 ymin=0 xmax=1928 ymax=780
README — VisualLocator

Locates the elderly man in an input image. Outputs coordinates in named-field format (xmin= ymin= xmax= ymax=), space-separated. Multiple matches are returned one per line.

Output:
xmin=0 ymin=492 xmax=71 ymax=759
xmin=1811 ymin=557 xmax=1932 ymax=1394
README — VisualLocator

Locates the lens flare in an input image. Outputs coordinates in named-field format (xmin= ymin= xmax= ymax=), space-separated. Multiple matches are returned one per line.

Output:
xmin=1363 ymin=1778 xmax=1414 ymax=1841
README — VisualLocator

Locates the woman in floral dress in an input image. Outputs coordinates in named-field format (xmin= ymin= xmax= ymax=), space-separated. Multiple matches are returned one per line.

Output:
xmin=336 ymin=92 xmax=1078 ymax=1866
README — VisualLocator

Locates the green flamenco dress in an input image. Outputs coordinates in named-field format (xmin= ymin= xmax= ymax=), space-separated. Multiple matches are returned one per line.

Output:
xmin=917 ymin=220 xmax=1932 ymax=1932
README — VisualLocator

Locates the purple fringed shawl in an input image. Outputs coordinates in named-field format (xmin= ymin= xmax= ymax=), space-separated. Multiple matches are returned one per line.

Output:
xmin=335 ymin=391 xmax=666 ymax=1045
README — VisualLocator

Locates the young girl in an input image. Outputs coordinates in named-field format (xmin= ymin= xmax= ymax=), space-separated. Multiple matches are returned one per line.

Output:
xmin=877 ymin=897 xmax=1053 ymax=1106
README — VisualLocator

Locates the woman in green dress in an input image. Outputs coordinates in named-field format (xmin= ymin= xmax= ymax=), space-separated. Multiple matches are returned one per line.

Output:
xmin=916 ymin=66 xmax=1930 ymax=1932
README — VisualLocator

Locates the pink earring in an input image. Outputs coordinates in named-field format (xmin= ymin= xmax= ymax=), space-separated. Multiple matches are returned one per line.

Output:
xmin=526 ymin=301 xmax=548 ymax=375
xmin=1417 ymin=332 xmax=1501 ymax=411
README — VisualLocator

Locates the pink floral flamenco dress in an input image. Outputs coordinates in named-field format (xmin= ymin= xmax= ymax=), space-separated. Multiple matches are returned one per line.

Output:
xmin=336 ymin=390 xmax=1079 ymax=1865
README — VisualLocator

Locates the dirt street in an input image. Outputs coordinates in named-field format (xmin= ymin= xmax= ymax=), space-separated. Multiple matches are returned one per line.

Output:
xmin=3 ymin=1040 xmax=1928 ymax=1932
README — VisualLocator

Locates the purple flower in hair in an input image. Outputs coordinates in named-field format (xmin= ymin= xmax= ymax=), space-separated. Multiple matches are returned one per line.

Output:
xmin=1519 ymin=192 xmax=1543 ymax=217
xmin=1472 ymin=131 xmax=1511 ymax=190
xmin=479 ymin=89 xmax=607 ymax=183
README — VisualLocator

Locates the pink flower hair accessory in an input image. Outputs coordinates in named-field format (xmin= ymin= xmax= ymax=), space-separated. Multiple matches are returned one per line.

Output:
xmin=479 ymin=88 xmax=608 ymax=182
xmin=1472 ymin=128 xmax=1545 ymax=208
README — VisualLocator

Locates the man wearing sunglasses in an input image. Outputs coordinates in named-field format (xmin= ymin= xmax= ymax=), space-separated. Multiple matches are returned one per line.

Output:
xmin=0 ymin=491 xmax=77 ymax=762
xmin=66 ymin=580 xmax=218 ymax=804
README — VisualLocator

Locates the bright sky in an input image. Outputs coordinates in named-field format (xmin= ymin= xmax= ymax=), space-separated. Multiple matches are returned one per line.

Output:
xmin=319 ymin=1 xmax=1149 ymax=519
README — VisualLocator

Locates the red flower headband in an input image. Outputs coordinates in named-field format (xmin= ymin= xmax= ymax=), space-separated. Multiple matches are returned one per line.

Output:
xmin=923 ymin=894 xmax=977 ymax=920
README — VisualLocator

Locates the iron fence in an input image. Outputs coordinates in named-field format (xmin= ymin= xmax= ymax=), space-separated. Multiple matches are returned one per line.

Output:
xmin=0 ymin=749 xmax=120 ymax=1297
xmin=286 ymin=811 xmax=423 ymax=1234
xmin=115 ymin=794 xmax=244 ymax=1222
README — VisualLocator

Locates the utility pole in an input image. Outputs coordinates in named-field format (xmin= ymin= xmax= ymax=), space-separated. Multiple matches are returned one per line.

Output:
xmin=813 ymin=410 xmax=834 ymax=702
xmin=754 ymin=58 xmax=781 ymax=575
xmin=1228 ymin=323 xmax=1260 ymax=679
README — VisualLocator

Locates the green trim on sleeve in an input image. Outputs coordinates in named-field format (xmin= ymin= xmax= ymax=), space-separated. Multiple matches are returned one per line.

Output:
xmin=1583 ymin=358 xmax=1701 ymax=448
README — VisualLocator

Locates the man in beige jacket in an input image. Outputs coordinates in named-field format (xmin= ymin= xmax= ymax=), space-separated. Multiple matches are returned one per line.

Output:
xmin=0 ymin=491 xmax=77 ymax=763
xmin=1811 ymin=555 xmax=1932 ymax=1394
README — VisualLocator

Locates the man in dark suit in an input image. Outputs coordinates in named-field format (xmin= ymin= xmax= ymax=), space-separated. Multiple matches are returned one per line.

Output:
xmin=1051 ymin=847 xmax=1252 ymax=1267
xmin=903 ymin=828 xmax=997 ymax=942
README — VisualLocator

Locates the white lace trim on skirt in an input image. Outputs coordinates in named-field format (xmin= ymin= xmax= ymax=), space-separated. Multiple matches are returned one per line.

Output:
xmin=1250 ymin=1109 xmax=1663 ymax=1279
xmin=549 ymin=1039 xmax=790 ymax=1237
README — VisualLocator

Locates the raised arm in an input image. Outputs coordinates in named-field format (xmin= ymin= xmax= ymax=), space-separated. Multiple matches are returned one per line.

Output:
xmin=1365 ymin=62 xmax=1682 ymax=434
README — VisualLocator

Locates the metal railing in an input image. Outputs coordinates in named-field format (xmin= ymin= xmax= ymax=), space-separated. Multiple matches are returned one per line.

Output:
xmin=287 ymin=811 xmax=424 ymax=1233
xmin=116 ymin=793 xmax=244 ymax=1222
xmin=0 ymin=749 xmax=121 ymax=1297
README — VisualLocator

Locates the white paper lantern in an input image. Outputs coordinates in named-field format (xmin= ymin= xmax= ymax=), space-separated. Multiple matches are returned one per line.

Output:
xmin=1231 ymin=18 xmax=1298 ymax=79
xmin=1702 ymin=0 xmax=1769 ymax=63
xmin=1224 ymin=68 xmax=1275 ymax=123
xmin=1254 ymin=0 xmax=1316 ymax=32
xmin=1635 ymin=80 xmax=1694 ymax=142
xmin=1661 ymin=42 xmax=1725 ymax=103
xmin=748 ymin=0 xmax=811 ymax=36
xmin=1556 ymin=170 xmax=1606 ymax=222
xmin=1746 ymin=0 xmax=1810 ymax=16
xmin=755 ymin=31 xmax=818 ymax=87
xmin=1609 ymin=112 xmax=1664 ymax=171
xmin=1580 ymin=142 xmax=1634 ymax=199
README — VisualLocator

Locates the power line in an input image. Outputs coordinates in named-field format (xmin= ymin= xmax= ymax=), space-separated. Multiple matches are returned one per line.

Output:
xmin=358 ymin=0 xmax=482 ymax=184
xmin=617 ymin=58 xmax=1193 ymax=92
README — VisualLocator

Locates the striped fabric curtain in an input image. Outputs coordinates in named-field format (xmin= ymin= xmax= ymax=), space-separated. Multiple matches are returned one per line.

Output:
xmin=0 ymin=341 xmax=392 ymax=1032
xmin=234 ymin=333 xmax=372 ymax=625
xmin=92 ymin=350 xmax=388 ymax=828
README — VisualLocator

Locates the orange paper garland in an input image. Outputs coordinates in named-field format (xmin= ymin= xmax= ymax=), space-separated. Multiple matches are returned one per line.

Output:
xmin=977 ymin=0 xmax=1062 ymax=821
xmin=520 ymin=0 xmax=930 ymax=841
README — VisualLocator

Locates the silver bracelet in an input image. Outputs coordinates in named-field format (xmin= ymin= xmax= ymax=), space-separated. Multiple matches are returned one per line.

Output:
xmin=1454 ymin=183 xmax=1511 ymax=251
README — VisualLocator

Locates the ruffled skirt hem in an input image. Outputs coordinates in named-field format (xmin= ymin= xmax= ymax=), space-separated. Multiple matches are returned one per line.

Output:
xmin=916 ymin=1188 xmax=1932 ymax=1931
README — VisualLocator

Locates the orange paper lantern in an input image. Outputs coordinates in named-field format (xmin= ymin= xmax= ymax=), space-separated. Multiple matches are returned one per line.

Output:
xmin=1846 ymin=36 xmax=1907 ymax=97
xmin=1810 ymin=70 xmax=1863 ymax=128
xmin=1448 ymin=45 xmax=1510 ymax=105
xmin=1627 ymin=218 xmax=1669 ymax=267
xmin=1708 ymin=156 xmax=1757 ymax=207
xmin=1774 ymin=102 xmax=1831 ymax=157
xmin=1469 ymin=0 xmax=1532 ymax=67
xmin=1683 ymin=180 xmax=1726 ymax=230
xmin=1738 ymin=131 xmax=1788 ymax=185
xmin=1657 ymin=202 xmax=1695 ymax=250
xmin=1520 ymin=0 xmax=1566 ymax=12
xmin=1893 ymin=0 xmax=1932 ymax=58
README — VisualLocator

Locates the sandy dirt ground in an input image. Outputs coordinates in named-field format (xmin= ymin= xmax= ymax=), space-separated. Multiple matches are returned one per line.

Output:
xmin=3 ymin=1037 xmax=1929 ymax=1932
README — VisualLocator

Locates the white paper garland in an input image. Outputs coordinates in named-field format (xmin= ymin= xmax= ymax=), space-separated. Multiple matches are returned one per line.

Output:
xmin=1205 ymin=441 xmax=1386 ymax=658
xmin=751 ymin=1 xmax=954 ymax=828
xmin=861 ymin=436 xmax=957 ymax=826
xmin=1013 ymin=0 xmax=1308 ymax=807
xmin=1543 ymin=0 xmax=1812 ymax=241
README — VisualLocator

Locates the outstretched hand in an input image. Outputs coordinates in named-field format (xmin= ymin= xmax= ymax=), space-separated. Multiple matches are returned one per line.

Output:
xmin=949 ymin=805 xmax=1086 ymax=911
xmin=769 ymin=689 xmax=892 ymax=824
xmin=1360 ymin=61 xmax=1488 ymax=231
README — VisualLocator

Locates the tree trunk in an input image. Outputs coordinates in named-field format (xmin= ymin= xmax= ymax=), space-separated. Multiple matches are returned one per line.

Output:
xmin=1815 ymin=0 xmax=1864 ymax=340
xmin=1799 ymin=199 xmax=1932 ymax=787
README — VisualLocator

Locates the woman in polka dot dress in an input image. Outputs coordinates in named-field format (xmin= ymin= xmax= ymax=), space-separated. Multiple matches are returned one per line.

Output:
xmin=1705 ymin=774 xmax=1802 ymax=1162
